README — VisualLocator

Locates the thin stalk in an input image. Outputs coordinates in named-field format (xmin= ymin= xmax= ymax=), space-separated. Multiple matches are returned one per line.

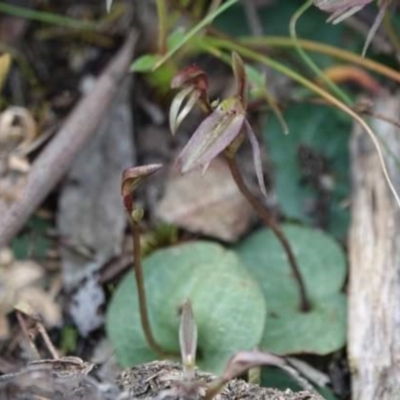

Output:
xmin=383 ymin=10 xmax=400 ymax=58
xmin=0 ymin=3 xmax=96 ymax=30
xmin=16 ymin=312 xmax=40 ymax=360
xmin=131 ymin=219 xmax=176 ymax=359
xmin=36 ymin=321 xmax=59 ymax=360
xmin=156 ymin=0 xmax=168 ymax=54
xmin=225 ymin=155 xmax=311 ymax=312
xmin=239 ymin=36 xmax=400 ymax=85
xmin=205 ymin=37 xmax=400 ymax=209
xmin=289 ymin=0 xmax=353 ymax=105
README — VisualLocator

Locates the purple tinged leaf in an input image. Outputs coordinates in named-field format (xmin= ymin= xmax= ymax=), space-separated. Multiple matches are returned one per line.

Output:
xmin=327 ymin=5 xmax=364 ymax=23
xmin=205 ymin=350 xmax=286 ymax=400
xmin=220 ymin=351 xmax=286 ymax=383
xmin=205 ymin=350 xmax=316 ymax=400
xmin=176 ymin=98 xmax=245 ymax=174
xmin=314 ymin=0 xmax=372 ymax=23
xmin=314 ymin=0 xmax=386 ymax=57
xmin=179 ymin=300 xmax=197 ymax=381
xmin=244 ymin=120 xmax=267 ymax=199
xmin=204 ymin=350 xmax=315 ymax=399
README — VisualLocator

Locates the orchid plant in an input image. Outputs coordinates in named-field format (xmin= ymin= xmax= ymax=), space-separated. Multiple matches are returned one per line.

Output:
xmin=170 ymin=52 xmax=267 ymax=199
xmin=121 ymin=164 xmax=178 ymax=359
xmin=169 ymin=53 xmax=311 ymax=312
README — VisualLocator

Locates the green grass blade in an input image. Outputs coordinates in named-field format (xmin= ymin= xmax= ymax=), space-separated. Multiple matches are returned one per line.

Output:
xmin=0 ymin=2 xmax=97 ymax=30
xmin=152 ymin=0 xmax=238 ymax=70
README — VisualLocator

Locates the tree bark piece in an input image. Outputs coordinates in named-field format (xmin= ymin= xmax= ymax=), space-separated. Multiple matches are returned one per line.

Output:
xmin=0 ymin=30 xmax=137 ymax=247
xmin=348 ymin=93 xmax=400 ymax=400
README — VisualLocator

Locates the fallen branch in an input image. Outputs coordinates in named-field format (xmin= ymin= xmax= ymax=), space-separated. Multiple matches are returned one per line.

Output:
xmin=0 ymin=30 xmax=137 ymax=247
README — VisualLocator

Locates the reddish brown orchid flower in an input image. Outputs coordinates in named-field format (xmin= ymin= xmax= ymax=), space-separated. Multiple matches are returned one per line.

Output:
xmin=171 ymin=53 xmax=267 ymax=198
xmin=121 ymin=164 xmax=163 ymax=216
xmin=169 ymin=65 xmax=210 ymax=135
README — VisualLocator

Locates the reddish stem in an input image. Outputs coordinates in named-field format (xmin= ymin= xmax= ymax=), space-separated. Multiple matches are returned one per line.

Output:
xmin=130 ymin=218 xmax=178 ymax=358
xmin=226 ymin=155 xmax=311 ymax=312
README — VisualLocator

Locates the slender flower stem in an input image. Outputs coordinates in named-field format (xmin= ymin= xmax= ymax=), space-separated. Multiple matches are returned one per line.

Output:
xmin=131 ymin=218 xmax=177 ymax=358
xmin=156 ymin=0 xmax=168 ymax=55
xmin=289 ymin=0 xmax=352 ymax=106
xmin=225 ymin=155 xmax=311 ymax=312
xmin=383 ymin=10 xmax=400 ymax=57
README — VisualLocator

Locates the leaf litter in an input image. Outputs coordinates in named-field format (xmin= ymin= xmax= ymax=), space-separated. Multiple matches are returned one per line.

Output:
xmin=0 ymin=247 xmax=61 ymax=339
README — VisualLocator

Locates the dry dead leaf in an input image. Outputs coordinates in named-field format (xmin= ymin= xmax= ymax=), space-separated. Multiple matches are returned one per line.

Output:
xmin=0 ymin=106 xmax=37 ymax=152
xmin=156 ymin=157 xmax=255 ymax=242
xmin=0 ymin=249 xmax=61 ymax=338
xmin=0 ymin=106 xmax=37 ymax=203
xmin=16 ymin=287 xmax=61 ymax=328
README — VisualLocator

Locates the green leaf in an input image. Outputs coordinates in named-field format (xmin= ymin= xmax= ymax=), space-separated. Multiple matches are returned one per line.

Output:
xmin=167 ymin=27 xmax=187 ymax=50
xmin=264 ymin=104 xmax=351 ymax=238
xmin=130 ymin=54 xmax=162 ymax=72
xmin=262 ymin=294 xmax=346 ymax=355
xmin=0 ymin=3 xmax=96 ymax=30
xmin=106 ymin=241 xmax=266 ymax=374
xmin=236 ymin=224 xmax=347 ymax=355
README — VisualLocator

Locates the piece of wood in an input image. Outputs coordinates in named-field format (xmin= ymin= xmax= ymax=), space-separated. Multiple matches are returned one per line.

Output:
xmin=0 ymin=30 xmax=137 ymax=247
xmin=348 ymin=93 xmax=400 ymax=400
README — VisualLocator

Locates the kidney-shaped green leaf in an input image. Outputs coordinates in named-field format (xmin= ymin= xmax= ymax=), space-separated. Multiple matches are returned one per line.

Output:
xmin=106 ymin=241 xmax=266 ymax=373
xmin=236 ymin=224 xmax=347 ymax=355
xmin=262 ymin=294 xmax=346 ymax=355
